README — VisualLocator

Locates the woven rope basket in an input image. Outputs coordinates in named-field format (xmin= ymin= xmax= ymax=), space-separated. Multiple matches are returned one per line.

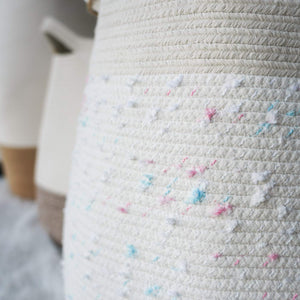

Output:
xmin=35 ymin=18 xmax=93 ymax=245
xmin=64 ymin=1 xmax=300 ymax=299
xmin=36 ymin=186 xmax=65 ymax=244
xmin=1 ymin=147 xmax=36 ymax=199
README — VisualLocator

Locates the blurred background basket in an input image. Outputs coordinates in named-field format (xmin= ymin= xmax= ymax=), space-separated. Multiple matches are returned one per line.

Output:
xmin=35 ymin=18 xmax=93 ymax=244
xmin=0 ymin=0 xmax=95 ymax=200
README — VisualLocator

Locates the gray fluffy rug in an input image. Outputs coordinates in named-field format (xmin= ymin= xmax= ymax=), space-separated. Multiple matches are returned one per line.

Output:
xmin=0 ymin=179 xmax=64 ymax=300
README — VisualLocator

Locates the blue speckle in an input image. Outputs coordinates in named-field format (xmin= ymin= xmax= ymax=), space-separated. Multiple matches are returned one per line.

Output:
xmin=286 ymin=110 xmax=297 ymax=116
xmin=286 ymin=128 xmax=295 ymax=137
xmin=188 ymin=188 xmax=206 ymax=204
xmin=164 ymin=189 xmax=171 ymax=196
xmin=267 ymin=100 xmax=278 ymax=111
xmin=164 ymin=177 xmax=178 ymax=195
xmin=152 ymin=256 xmax=159 ymax=262
xmin=127 ymin=244 xmax=137 ymax=258
xmin=81 ymin=117 xmax=88 ymax=127
xmin=86 ymin=199 xmax=96 ymax=211
xmin=145 ymin=285 xmax=161 ymax=297
xmin=144 ymin=174 xmax=154 ymax=180
xmin=222 ymin=195 xmax=231 ymax=203
xmin=255 ymin=122 xmax=271 ymax=136
xmin=267 ymin=103 xmax=274 ymax=111
xmin=141 ymin=174 xmax=154 ymax=191
xmin=172 ymin=177 xmax=178 ymax=184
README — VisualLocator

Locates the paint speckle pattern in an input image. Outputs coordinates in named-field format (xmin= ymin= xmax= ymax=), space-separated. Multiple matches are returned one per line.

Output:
xmin=64 ymin=1 xmax=300 ymax=299
xmin=64 ymin=72 xmax=299 ymax=299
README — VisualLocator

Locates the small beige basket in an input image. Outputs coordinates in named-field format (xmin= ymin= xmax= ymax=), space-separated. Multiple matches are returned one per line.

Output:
xmin=1 ymin=146 xmax=36 ymax=199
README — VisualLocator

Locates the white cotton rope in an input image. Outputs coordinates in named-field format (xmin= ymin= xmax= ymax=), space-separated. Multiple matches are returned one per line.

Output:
xmin=64 ymin=1 xmax=300 ymax=299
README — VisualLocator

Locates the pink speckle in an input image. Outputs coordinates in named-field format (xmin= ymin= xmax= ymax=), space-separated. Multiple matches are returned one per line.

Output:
xmin=146 ymin=160 xmax=155 ymax=164
xmin=182 ymin=157 xmax=189 ymax=164
xmin=163 ymin=157 xmax=188 ymax=174
xmin=118 ymin=207 xmax=128 ymax=214
xmin=187 ymin=169 xmax=197 ymax=178
xmin=197 ymin=165 xmax=207 ymax=174
xmin=178 ymin=157 xmax=189 ymax=169
xmin=262 ymin=292 xmax=268 ymax=299
xmin=159 ymin=196 xmax=176 ymax=206
xmin=238 ymin=113 xmax=244 ymax=120
xmin=213 ymin=252 xmax=222 ymax=259
xmin=191 ymin=89 xmax=197 ymax=96
xmin=144 ymin=88 xmax=149 ymax=94
xmin=268 ymin=253 xmax=279 ymax=261
xmin=234 ymin=259 xmax=240 ymax=266
xmin=210 ymin=159 xmax=217 ymax=166
xmin=212 ymin=203 xmax=233 ymax=217
xmin=182 ymin=206 xmax=192 ymax=215
xmin=166 ymin=90 xmax=171 ymax=96
xmin=292 ymin=294 xmax=298 ymax=300
xmin=263 ymin=253 xmax=279 ymax=267
xmin=206 ymin=108 xmax=217 ymax=121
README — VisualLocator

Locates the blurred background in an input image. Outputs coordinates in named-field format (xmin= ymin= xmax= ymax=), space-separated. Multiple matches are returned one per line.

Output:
xmin=0 ymin=1 xmax=96 ymax=299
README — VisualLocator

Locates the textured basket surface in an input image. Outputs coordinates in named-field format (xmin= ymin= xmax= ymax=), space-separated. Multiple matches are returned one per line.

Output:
xmin=64 ymin=1 xmax=300 ymax=299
